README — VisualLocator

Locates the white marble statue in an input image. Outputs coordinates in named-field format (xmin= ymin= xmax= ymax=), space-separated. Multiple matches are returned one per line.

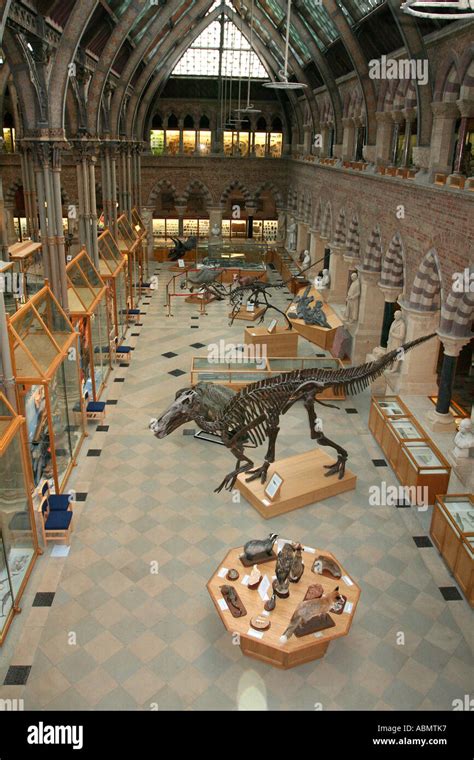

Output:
xmin=315 ymin=268 xmax=330 ymax=290
xmin=453 ymin=419 xmax=474 ymax=459
xmin=301 ymin=249 xmax=311 ymax=268
xmin=385 ymin=311 xmax=406 ymax=373
xmin=343 ymin=272 xmax=360 ymax=323
xmin=287 ymin=219 xmax=297 ymax=251
xmin=211 ymin=223 xmax=221 ymax=237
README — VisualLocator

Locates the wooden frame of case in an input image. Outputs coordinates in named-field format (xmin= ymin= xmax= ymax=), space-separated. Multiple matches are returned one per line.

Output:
xmin=7 ymin=286 xmax=86 ymax=494
xmin=368 ymin=396 xmax=411 ymax=446
xmin=430 ymin=494 xmax=474 ymax=606
xmin=116 ymin=214 xmax=143 ymax=308
xmin=0 ymin=393 xmax=41 ymax=645
xmin=397 ymin=440 xmax=451 ymax=506
xmin=97 ymin=229 xmax=129 ymax=342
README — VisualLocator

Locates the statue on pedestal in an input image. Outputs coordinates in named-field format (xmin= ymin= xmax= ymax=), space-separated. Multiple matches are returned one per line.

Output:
xmin=315 ymin=268 xmax=330 ymax=291
xmin=385 ymin=311 xmax=406 ymax=373
xmin=343 ymin=272 xmax=360 ymax=323
xmin=453 ymin=419 xmax=474 ymax=460
xmin=300 ymin=249 xmax=311 ymax=268
xmin=287 ymin=219 xmax=296 ymax=251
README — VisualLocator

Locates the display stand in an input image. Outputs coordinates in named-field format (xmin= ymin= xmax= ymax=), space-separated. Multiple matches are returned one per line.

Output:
xmin=430 ymin=494 xmax=474 ymax=607
xmin=244 ymin=326 xmax=298 ymax=357
xmin=236 ymin=450 xmax=357 ymax=518
xmin=7 ymin=285 xmax=86 ymax=493
xmin=287 ymin=287 xmax=341 ymax=351
xmin=9 ymin=240 xmax=43 ymax=302
xmin=0 ymin=393 xmax=41 ymax=645
xmin=207 ymin=545 xmax=360 ymax=669
xmin=116 ymin=214 xmax=143 ymax=309
xmin=97 ymin=229 xmax=129 ymax=342
xmin=66 ymin=249 xmax=112 ymax=400
xmin=229 ymin=306 xmax=265 ymax=322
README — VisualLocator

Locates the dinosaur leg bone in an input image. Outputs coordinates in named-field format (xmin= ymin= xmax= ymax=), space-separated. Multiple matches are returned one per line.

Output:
xmin=313 ymin=431 xmax=348 ymax=480
xmin=215 ymin=447 xmax=254 ymax=493
xmin=245 ymin=425 xmax=280 ymax=484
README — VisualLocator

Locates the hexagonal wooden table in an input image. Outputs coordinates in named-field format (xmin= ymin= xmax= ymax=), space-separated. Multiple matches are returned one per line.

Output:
xmin=207 ymin=543 xmax=361 ymax=669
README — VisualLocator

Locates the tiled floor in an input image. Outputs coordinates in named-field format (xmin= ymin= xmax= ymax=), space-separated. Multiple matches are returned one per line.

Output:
xmin=1 ymin=265 xmax=472 ymax=711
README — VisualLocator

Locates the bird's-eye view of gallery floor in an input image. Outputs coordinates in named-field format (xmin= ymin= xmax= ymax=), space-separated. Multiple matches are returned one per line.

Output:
xmin=0 ymin=0 xmax=473 ymax=717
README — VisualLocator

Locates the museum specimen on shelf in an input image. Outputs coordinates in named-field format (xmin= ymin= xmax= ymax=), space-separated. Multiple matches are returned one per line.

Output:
xmin=168 ymin=236 xmax=198 ymax=261
xmin=226 ymin=568 xmax=240 ymax=581
xmin=264 ymin=593 xmax=277 ymax=611
xmin=150 ymin=334 xmax=437 ymax=493
xmin=273 ymin=542 xmax=294 ymax=598
xmin=241 ymin=533 xmax=278 ymax=564
xmin=220 ymin=585 xmax=247 ymax=617
xmin=279 ymin=586 xmax=344 ymax=642
xmin=312 ymin=554 xmax=342 ymax=579
xmin=288 ymin=284 xmax=331 ymax=328
xmin=304 ymin=584 xmax=324 ymax=600
xmin=250 ymin=615 xmax=271 ymax=631
xmin=248 ymin=565 xmax=262 ymax=589
xmin=289 ymin=543 xmax=305 ymax=582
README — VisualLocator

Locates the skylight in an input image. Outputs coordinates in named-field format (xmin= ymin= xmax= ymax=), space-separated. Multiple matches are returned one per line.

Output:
xmin=172 ymin=16 xmax=268 ymax=78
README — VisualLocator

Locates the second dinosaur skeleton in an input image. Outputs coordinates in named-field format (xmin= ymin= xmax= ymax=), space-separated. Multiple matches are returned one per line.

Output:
xmin=150 ymin=333 xmax=436 ymax=493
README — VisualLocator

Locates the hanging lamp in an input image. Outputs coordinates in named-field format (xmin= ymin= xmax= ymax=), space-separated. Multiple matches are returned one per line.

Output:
xmin=263 ymin=0 xmax=307 ymax=90
xmin=236 ymin=0 xmax=262 ymax=114
xmin=401 ymin=0 xmax=474 ymax=19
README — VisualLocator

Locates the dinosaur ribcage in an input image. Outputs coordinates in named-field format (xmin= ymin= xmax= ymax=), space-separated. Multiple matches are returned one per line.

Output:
xmin=222 ymin=382 xmax=295 ymax=449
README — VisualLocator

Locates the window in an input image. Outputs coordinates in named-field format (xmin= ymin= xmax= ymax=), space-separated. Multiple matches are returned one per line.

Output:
xmin=172 ymin=17 xmax=268 ymax=79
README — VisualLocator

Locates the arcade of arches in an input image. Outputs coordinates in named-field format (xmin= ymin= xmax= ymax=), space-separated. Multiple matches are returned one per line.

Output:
xmin=0 ymin=0 xmax=472 ymax=718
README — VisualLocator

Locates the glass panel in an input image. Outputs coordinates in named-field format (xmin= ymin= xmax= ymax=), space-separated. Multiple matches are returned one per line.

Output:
xmin=223 ymin=131 xmax=234 ymax=156
xmin=269 ymin=132 xmax=282 ymax=158
xmin=33 ymin=290 xmax=72 ymax=348
xmin=389 ymin=419 xmax=423 ymax=439
xmin=166 ymin=130 xmax=180 ymax=155
xmin=263 ymin=220 xmax=278 ymax=241
xmin=24 ymin=385 xmax=50 ymax=486
xmin=183 ymin=130 xmax=196 ymax=154
xmin=0 ymin=431 xmax=35 ymax=605
xmin=77 ymin=318 xmax=92 ymax=396
xmin=166 ymin=219 xmax=179 ymax=238
xmin=21 ymin=248 xmax=44 ymax=299
xmin=77 ymin=256 xmax=102 ymax=290
xmin=12 ymin=308 xmax=58 ymax=375
xmin=254 ymin=132 xmax=267 ymax=158
xmin=377 ymin=400 xmax=405 ymax=416
xmin=0 ymin=535 xmax=13 ymax=632
xmin=50 ymin=355 xmax=83 ymax=488
xmin=91 ymin=298 xmax=109 ymax=395
xmin=67 ymin=262 xmax=95 ymax=310
xmin=237 ymin=132 xmax=250 ymax=157
xmin=115 ymin=269 xmax=128 ymax=341
xmin=198 ymin=130 xmax=212 ymax=155
xmin=405 ymin=442 xmax=443 ymax=468
xmin=184 ymin=219 xmax=198 ymax=236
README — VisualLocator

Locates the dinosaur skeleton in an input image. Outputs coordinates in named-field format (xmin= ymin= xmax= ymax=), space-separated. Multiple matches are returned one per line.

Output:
xmin=150 ymin=333 xmax=436 ymax=493
xmin=180 ymin=266 xmax=228 ymax=300
xmin=168 ymin=236 xmax=198 ymax=262
xmin=228 ymin=260 xmax=322 ymax=328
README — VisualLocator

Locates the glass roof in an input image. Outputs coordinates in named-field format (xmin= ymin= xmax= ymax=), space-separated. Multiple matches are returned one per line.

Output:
xmin=172 ymin=15 xmax=268 ymax=78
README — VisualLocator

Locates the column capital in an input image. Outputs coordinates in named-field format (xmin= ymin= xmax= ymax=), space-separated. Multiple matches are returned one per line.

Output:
xmin=378 ymin=283 xmax=402 ymax=303
xmin=402 ymin=107 xmax=417 ymax=123
xmin=456 ymin=99 xmax=474 ymax=118
xmin=436 ymin=330 xmax=473 ymax=357
xmin=431 ymin=100 xmax=459 ymax=119
xmin=376 ymin=110 xmax=395 ymax=124
xmin=342 ymin=117 xmax=355 ymax=128
xmin=391 ymin=110 xmax=405 ymax=124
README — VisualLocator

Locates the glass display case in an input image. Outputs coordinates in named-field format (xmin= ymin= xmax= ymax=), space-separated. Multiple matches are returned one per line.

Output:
xmin=150 ymin=129 xmax=165 ymax=155
xmin=269 ymin=132 xmax=283 ymax=158
xmin=430 ymin=494 xmax=474 ymax=606
xmin=67 ymin=249 xmax=111 ymax=400
xmin=382 ymin=416 xmax=426 ymax=469
xmin=183 ymin=130 xmax=196 ymax=154
xmin=397 ymin=440 xmax=451 ymax=505
xmin=8 ymin=286 xmax=85 ymax=493
xmin=263 ymin=220 xmax=278 ymax=241
xmin=9 ymin=241 xmax=44 ymax=303
xmin=254 ymin=132 xmax=266 ymax=157
xmin=0 ymin=393 xmax=40 ymax=645
xmin=97 ymin=229 xmax=128 ymax=342
xmin=116 ymin=214 xmax=143 ymax=308
xmin=0 ymin=260 xmax=21 ymax=315
xmin=166 ymin=130 xmax=180 ymax=155
xmin=197 ymin=130 xmax=212 ymax=155
xmin=368 ymin=396 xmax=411 ymax=446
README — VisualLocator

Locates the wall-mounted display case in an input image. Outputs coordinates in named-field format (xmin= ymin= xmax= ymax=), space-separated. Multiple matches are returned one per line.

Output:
xmin=7 ymin=286 xmax=85 ymax=493
xmin=97 ymin=229 xmax=128 ymax=342
xmin=9 ymin=241 xmax=43 ymax=303
xmin=0 ymin=393 xmax=40 ymax=645
xmin=430 ymin=494 xmax=474 ymax=606
xmin=67 ymin=249 xmax=111 ymax=401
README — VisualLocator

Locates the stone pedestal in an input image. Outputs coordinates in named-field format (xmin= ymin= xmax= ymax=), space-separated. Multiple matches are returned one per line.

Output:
xmin=350 ymin=270 xmax=385 ymax=364
xmin=425 ymin=332 xmax=472 ymax=431
xmin=328 ymin=245 xmax=350 ymax=303
xmin=385 ymin=301 xmax=440 ymax=395
xmin=208 ymin=206 xmax=223 ymax=245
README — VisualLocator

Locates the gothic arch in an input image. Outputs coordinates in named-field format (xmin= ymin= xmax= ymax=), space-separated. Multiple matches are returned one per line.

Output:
xmin=182 ymin=180 xmax=214 ymax=208
xmin=147 ymin=178 xmax=178 ymax=207
xmin=439 ymin=290 xmax=474 ymax=337
xmin=363 ymin=225 xmax=383 ymax=273
xmin=333 ymin=208 xmax=346 ymax=247
xmin=409 ymin=249 xmax=443 ymax=311
xmin=320 ymin=201 xmax=332 ymax=240
xmin=220 ymin=180 xmax=252 ymax=207
xmin=254 ymin=181 xmax=284 ymax=209
xmin=380 ymin=232 xmax=405 ymax=292
xmin=345 ymin=214 xmax=360 ymax=260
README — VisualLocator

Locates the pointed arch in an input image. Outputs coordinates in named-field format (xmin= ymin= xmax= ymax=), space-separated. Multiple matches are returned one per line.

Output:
xmin=320 ymin=201 xmax=332 ymax=240
xmin=362 ymin=225 xmax=383 ymax=273
xmin=254 ymin=181 xmax=284 ymax=209
xmin=147 ymin=178 xmax=178 ymax=207
xmin=333 ymin=208 xmax=346 ymax=247
xmin=182 ymin=179 xmax=214 ymax=209
xmin=380 ymin=232 xmax=405 ymax=290
xmin=345 ymin=214 xmax=360 ymax=260
xmin=439 ymin=289 xmax=474 ymax=338
xmin=220 ymin=180 xmax=252 ymax=207
xmin=409 ymin=249 xmax=443 ymax=311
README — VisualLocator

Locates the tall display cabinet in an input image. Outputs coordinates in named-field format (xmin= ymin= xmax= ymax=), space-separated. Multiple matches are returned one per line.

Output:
xmin=0 ymin=393 xmax=41 ymax=645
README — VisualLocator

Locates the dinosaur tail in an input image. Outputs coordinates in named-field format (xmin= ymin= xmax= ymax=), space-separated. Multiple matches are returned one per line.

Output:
xmin=330 ymin=333 xmax=438 ymax=397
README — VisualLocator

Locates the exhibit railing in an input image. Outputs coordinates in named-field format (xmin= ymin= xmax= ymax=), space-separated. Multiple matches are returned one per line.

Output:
xmin=165 ymin=268 xmax=226 ymax=317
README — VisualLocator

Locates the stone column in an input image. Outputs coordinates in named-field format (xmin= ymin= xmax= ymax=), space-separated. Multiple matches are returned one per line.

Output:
xmin=303 ymin=124 xmax=312 ymax=155
xmin=378 ymin=285 xmax=402 ymax=347
xmin=296 ymin=221 xmax=309 ymax=254
xmin=328 ymin=245 xmax=350 ymax=303
xmin=350 ymin=269 xmax=386 ymax=363
xmin=275 ymin=207 xmax=286 ymax=247
xmin=428 ymin=101 xmax=459 ymax=179
xmin=309 ymin=228 xmax=319 ymax=266
xmin=400 ymin=108 xmax=416 ymax=168
xmin=341 ymin=117 xmax=356 ymax=161
xmin=386 ymin=300 xmax=440 ymax=395
xmin=390 ymin=111 xmax=404 ymax=166
xmin=175 ymin=204 xmax=186 ymax=237
xmin=208 ymin=206 xmax=223 ymax=245
xmin=246 ymin=203 xmax=257 ymax=239
xmin=178 ymin=119 xmax=184 ymax=155
xmin=448 ymin=99 xmax=474 ymax=183
xmin=141 ymin=206 xmax=155 ymax=263
xmin=426 ymin=333 xmax=472 ymax=431
xmin=375 ymin=111 xmax=393 ymax=167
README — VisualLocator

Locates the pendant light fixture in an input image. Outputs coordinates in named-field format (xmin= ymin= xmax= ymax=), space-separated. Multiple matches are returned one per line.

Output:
xmin=401 ymin=0 xmax=474 ymax=19
xmin=263 ymin=0 xmax=307 ymax=90
xmin=236 ymin=0 xmax=261 ymax=114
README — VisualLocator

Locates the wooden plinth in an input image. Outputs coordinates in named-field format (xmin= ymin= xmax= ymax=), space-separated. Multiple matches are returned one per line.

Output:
xmin=185 ymin=293 xmax=216 ymax=305
xmin=244 ymin=326 xmax=299 ymax=357
xmin=230 ymin=306 xmax=265 ymax=322
xmin=236 ymin=449 xmax=356 ymax=518
xmin=207 ymin=546 xmax=361 ymax=669
xmin=287 ymin=287 xmax=341 ymax=351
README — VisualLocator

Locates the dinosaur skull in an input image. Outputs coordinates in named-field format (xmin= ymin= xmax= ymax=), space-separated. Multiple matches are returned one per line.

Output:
xmin=149 ymin=388 xmax=198 ymax=438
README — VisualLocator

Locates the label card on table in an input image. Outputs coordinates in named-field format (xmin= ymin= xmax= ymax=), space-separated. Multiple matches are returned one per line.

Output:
xmin=217 ymin=567 xmax=228 ymax=579
xmin=342 ymin=575 xmax=353 ymax=586
xmin=258 ymin=575 xmax=271 ymax=601
xmin=218 ymin=598 xmax=229 ymax=611
xmin=343 ymin=601 xmax=353 ymax=614
xmin=303 ymin=546 xmax=316 ymax=554
xmin=241 ymin=575 xmax=250 ymax=586
xmin=178 ymin=259 xmax=185 ymax=268
xmin=247 ymin=628 xmax=264 ymax=640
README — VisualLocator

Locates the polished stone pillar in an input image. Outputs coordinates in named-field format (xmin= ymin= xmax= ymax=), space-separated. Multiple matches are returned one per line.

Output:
xmin=426 ymin=334 xmax=472 ymax=430
xmin=328 ymin=245 xmax=350 ymax=303
xmin=390 ymin=111 xmax=404 ymax=166
xmin=429 ymin=101 xmax=459 ymax=179
xmin=400 ymin=108 xmax=416 ymax=168
xmin=341 ymin=117 xmax=356 ymax=161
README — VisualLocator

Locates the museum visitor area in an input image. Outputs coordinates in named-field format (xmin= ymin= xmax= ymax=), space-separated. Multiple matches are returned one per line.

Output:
xmin=0 ymin=0 xmax=473 ymax=736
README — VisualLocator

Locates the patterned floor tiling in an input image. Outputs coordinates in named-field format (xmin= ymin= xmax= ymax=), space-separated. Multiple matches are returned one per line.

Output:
xmin=2 ymin=265 xmax=471 ymax=712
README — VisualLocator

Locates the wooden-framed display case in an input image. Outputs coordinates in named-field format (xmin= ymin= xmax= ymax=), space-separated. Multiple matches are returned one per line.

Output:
xmin=0 ymin=393 xmax=41 ymax=645
xmin=0 ymin=260 xmax=21 ymax=315
xmin=66 ymin=249 xmax=112 ymax=401
xmin=9 ymin=241 xmax=43 ymax=302
xmin=97 ymin=230 xmax=129 ymax=342
xmin=7 ymin=286 xmax=86 ymax=493
xmin=430 ymin=494 xmax=474 ymax=606
xmin=396 ymin=440 xmax=451 ymax=506
xmin=131 ymin=207 xmax=148 ymax=282
xmin=381 ymin=416 xmax=427 ymax=470
xmin=190 ymin=355 xmax=346 ymax=399
xmin=368 ymin=396 xmax=411 ymax=446
xmin=116 ymin=214 xmax=143 ymax=308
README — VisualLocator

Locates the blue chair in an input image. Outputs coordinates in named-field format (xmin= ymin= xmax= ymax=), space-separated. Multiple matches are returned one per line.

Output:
xmin=116 ymin=345 xmax=132 ymax=364
xmin=41 ymin=501 xmax=73 ymax=545
xmin=84 ymin=391 xmax=106 ymax=422
xmin=40 ymin=481 xmax=71 ymax=511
